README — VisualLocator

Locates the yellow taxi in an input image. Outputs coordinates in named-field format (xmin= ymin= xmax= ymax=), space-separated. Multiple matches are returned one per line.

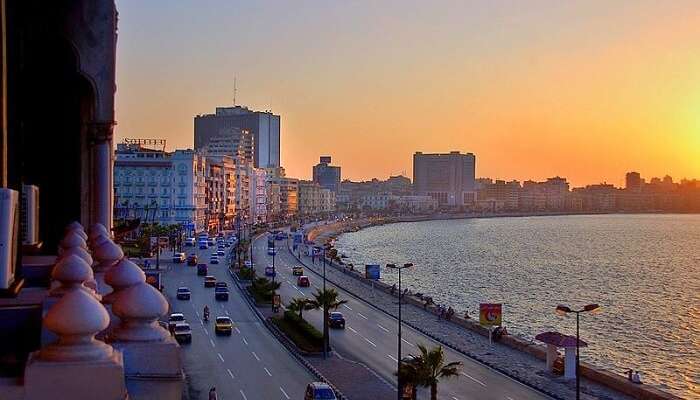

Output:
xmin=292 ymin=266 xmax=304 ymax=276
xmin=214 ymin=316 xmax=233 ymax=335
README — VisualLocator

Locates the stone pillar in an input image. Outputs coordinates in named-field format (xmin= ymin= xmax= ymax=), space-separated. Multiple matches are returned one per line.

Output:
xmin=110 ymin=281 xmax=183 ymax=378
xmin=49 ymin=254 xmax=97 ymax=299
xmin=103 ymin=257 xmax=145 ymax=304
xmin=89 ymin=122 xmax=115 ymax=232
xmin=91 ymin=234 xmax=124 ymax=295
xmin=24 ymin=289 xmax=127 ymax=400
xmin=545 ymin=344 xmax=558 ymax=372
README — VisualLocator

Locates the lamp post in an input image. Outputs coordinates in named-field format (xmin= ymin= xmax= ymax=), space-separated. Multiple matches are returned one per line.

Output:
xmin=271 ymin=239 xmax=276 ymax=311
xmin=556 ymin=303 xmax=601 ymax=400
xmin=387 ymin=262 xmax=413 ymax=400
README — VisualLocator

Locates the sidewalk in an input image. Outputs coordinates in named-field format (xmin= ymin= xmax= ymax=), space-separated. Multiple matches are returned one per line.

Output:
xmin=292 ymin=247 xmax=634 ymax=400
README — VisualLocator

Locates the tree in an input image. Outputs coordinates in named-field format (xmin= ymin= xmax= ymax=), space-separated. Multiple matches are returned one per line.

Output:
xmin=251 ymin=277 xmax=281 ymax=301
xmin=396 ymin=344 xmax=462 ymax=400
xmin=307 ymin=288 xmax=348 ymax=354
xmin=287 ymin=297 xmax=313 ymax=319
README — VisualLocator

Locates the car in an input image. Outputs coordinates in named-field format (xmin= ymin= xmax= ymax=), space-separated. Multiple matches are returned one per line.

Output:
xmin=216 ymin=250 xmax=225 ymax=256
xmin=329 ymin=312 xmax=345 ymax=329
xmin=215 ymin=282 xmax=228 ymax=289
xmin=292 ymin=266 xmax=304 ymax=276
xmin=215 ymin=287 xmax=229 ymax=301
xmin=197 ymin=263 xmax=208 ymax=276
xmin=172 ymin=252 xmax=186 ymax=263
xmin=167 ymin=313 xmax=185 ymax=332
xmin=215 ymin=316 xmax=233 ymax=335
xmin=267 ymin=247 xmax=276 ymax=256
xmin=224 ymin=242 xmax=231 ymax=248
xmin=199 ymin=242 xmax=208 ymax=250
xmin=265 ymin=266 xmax=276 ymax=277
xmin=176 ymin=287 xmax=191 ymax=300
xmin=209 ymin=256 xmax=220 ymax=264
xmin=207 ymin=238 xmax=215 ymax=246
xmin=187 ymin=254 xmax=198 ymax=266
xmin=184 ymin=238 xmax=195 ymax=247
xmin=304 ymin=382 xmax=337 ymax=400
xmin=173 ymin=323 xmax=192 ymax=343
xmin=297 ymin=276 xmax=310 ymax=287
xmin=204 ymin=276 xmax=217 ymax=287
xmin=275 ymin=231 xmax=286 ymax=240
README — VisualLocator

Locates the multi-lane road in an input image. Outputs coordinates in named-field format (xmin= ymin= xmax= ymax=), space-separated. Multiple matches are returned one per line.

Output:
xmin=163 ymin=238 xmax=314 ymax=400
xmin=256 ymin=232 xmax=553 ymax=400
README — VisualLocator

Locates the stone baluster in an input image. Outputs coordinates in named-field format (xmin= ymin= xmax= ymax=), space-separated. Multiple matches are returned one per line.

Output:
xmin=103 ymin=257 xmax=145 ymax=304
xmin=56 ymin=223 xmax=97 ymax=292
xmin=57 ymin=229 xmax=87 ymax=256
xmin=65 ymin=221 xmax=88 ymax=241
xmin=24 ymin=289 xmax=127 ymax=400
xmin=49 ymin=254 xmax=97 ymax=298
xmin=92 ymin=234 xmax=124 ymax=273
xmin=88 ymin=223 xmax=110 ymax=248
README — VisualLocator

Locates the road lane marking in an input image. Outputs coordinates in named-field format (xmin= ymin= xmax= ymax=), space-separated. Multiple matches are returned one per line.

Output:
xmin=357 ymin=313 xmax=368 ymax=320
xmin=209 ymin=339 xmax=216 ymax=348
xmin=279 ymin=387 xmax=290 ymax=399
xmin=452 ymin=397 xmax=459 ymax=400
xmin=199 ymin=320 xmax=204 ymax=326
xmin=461 ymin=372 xmax=486 ymax=386
xmin=377 ymin=324 xmax=390 ymax=333
xmin=235 ymin=327 xmax=241 ymax=334
xmin=364 ymin=338 xmax=377 ymax=347
xmin=240 ymin=389 xmax=248 ymax=400
xmin=506 ymin=397 xmax=514 ymax=400
xmin=402 ymin=338 xmax=415 ymax=347
xmin=217 ymin=353 xmax=225 ymax=362
xmin=295 ymin=287 xmax=305 ymax=295
xmin=195 ymin=311 xmax=200 ymax=317
xmin=242 ymin=337 xmax=249 ymax=345
xmin=387 ymin=354 xmax=398 ymax=362
xmin=343 ymin=304 xmax=353 ymax=310
xmin=203 ymin=328 xmax=209 ymax=336
xmin=252 ymin=351 xmax=260 ymax=361
xmin=225 ymin=310 xmax=230 ymax=316
xmin=227 ymin=368 xmax=235 ymax=379
xmin=347 ymin=326 xmax=357 ymax=333
xmin=264 ymin=367 xmax=272 ymax=376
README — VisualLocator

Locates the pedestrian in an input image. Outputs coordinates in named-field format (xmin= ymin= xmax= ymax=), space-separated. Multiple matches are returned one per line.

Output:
xmin=632 ymin=371 xmax=642 ymax=384
xmin=627 ymin=369 xmax=633 ymax=381
xmin=390 ymin=284 xmax=396 ymax=295
xmin=447 ymin=306 xmax=454 ymax=321
xmin=209 ymin=387 xmax=218 ymax=400
xmin=464 ymin=310 xmax=470 ymax=319
xmin=439 ymin=306 xmax=446 ymax=320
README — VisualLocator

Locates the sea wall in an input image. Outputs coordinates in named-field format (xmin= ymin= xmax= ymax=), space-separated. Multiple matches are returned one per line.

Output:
xmin=304 ymin=218 xmax=682 ymax=400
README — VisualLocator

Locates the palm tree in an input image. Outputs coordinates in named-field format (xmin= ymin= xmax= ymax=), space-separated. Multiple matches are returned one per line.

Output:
xmin=251 ymin=277 xmax=281 ymax=301
xmin=307 ymin=288 xmax=348 ymax=355
xmin=287 ymin=297 xmax=313 ymax=319
xmin=397 ymin=344 xmax=462 ymax=400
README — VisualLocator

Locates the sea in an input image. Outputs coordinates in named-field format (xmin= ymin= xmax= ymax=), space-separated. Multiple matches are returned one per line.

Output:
xmin=334 ymin=214 xmax=699 ymax=399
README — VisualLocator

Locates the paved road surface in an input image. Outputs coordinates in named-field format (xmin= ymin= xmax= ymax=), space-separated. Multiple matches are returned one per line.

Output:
xmin=257 ymin=234 xmax=553 ymax=400
xmin=163 ymin=239 xmax=314 ymax=400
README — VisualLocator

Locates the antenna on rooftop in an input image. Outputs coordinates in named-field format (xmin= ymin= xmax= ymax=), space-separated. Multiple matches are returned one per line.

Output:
xmin=233 ymin=75 xmax=237 ymax=106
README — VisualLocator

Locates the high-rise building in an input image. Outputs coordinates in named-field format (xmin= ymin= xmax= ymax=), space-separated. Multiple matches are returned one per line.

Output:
xmin=312 ymin=156 xmax=341 ymax=193
xmin=194 ymin=105 xmax=280 ymax=168
xmin=412 ymin=151 xmax=476 ymax=206
xmin=626 ymin=172 xmax=643 ymax=192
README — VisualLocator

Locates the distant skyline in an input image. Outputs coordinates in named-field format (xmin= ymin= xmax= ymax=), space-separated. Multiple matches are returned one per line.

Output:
xmin=115 ymin=0 xmax=700 ymax=187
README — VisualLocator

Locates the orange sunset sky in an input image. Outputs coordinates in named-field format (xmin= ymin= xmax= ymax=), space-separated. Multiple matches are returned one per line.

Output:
xmin=114 ymin=1 xmax=700 ymax=187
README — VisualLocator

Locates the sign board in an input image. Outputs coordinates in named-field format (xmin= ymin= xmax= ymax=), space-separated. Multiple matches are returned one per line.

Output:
xmin=479 ymin=303 xmax=502 ymax=327
xmin=158 ymin=236 xmax=169 ymax=246
xmin=365 ymin=264 xmax=381 ymax=280
xmin=145 ymin=271 xmax=161 ymax=291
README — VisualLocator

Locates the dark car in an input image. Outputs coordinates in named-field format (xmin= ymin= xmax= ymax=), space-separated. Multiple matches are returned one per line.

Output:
xmin=176 ymin=287 xmax=191 ymax=300
xmin=197 ymin=263 xmax=208 ymax=276
xmin=204 ymin=276 xmax=217 ymax=287
xmin=215 ymin=287 xmax=229 ymax=301
xmin=297 ymin=276 xmax=310 ymax=287
xmin=173 ymin=323 xmax=192 ymax=344
xmin=187 ymin=254 xmax=198 ymax=266
xmin=216 ymin=249 xmax=225 ymax=256
xmin=209 ymin=256 xmax=220 ymax=264
xmin=329 ymin=312 xmax=345 ymax=329
xmin=215 ymin=282 xmax=228 ymax=289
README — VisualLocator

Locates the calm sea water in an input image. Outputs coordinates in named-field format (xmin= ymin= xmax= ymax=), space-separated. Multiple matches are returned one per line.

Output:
xmin=334 ymin=214 xmax=699 ymax=398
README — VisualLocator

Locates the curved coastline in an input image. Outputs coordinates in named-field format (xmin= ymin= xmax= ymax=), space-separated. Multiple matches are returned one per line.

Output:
xmin=304 ymin=214 xmax=685 ymax=400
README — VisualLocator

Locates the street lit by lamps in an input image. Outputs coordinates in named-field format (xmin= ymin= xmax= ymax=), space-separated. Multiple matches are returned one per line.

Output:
xmin=555 ymin=303 xmax=601 ymax=400
xmin=386 ymin=262 xmax=413 ymax=400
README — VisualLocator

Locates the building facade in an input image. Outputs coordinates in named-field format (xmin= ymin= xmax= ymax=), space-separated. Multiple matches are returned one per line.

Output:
xmin=312 ymin=156 xmax=341 ymax=193
xmin=299 ymin=181 xmax=336 ymax=215
xmin=413 ymin=151 xmax=476 ymax=207
xmin=114 ymin=143 xmax=208 ymax=231
xmin=205 ymin=155 xmax=236 ymax=231
xmin=250 ymin=168 xmax=267 ymax=225
xmin=265 ymin=167 xmax=298 ymax=221
xmin=194 ymin=105 xmax=280 ymax=168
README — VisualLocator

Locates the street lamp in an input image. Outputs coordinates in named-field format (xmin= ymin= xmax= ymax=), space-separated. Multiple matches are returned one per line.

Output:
xmin=387 ymin=262 xmax=413 ymax=400
xmin=556 ymin=303 xmax=601 ymax=400
xmin=271 ymin=239 xmax=276 ymax=311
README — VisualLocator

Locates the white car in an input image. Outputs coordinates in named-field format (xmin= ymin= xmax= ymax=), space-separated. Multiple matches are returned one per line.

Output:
xmin=172 ymin=252 xmax=186 ymax=263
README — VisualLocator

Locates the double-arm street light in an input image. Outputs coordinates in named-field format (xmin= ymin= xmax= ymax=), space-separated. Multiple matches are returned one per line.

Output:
xmin=556 ymin=303 xmax=601 ymax=400
xmin=387 ymin=262 xmax=414 ymax=400
xmin=270 ymin=238 xmax=277 ymax=311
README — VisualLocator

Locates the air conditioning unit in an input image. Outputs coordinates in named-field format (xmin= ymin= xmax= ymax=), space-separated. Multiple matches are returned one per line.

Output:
xmin=21 ymin=184 xmax=39 ymax=246
xmin=0 ymin=188 xmax=19 ymax=290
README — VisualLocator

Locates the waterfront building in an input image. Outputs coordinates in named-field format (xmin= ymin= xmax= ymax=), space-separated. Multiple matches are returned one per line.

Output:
xmin=205 ymin=155 xmax=236 ymax=231
xmin=520 ymin=177 xmax=570 ymax=211
xmin=625 ymin=171 xmax=643 ymax=192
xmin=393 ymin=195 xmax=438 ymax=213
xmin=299 ymin=181 xmax=336 ymax=215
xmin=265 ymin=167 xmax=299 ymax=221
xmin=476 ymin=179 xmax=521 ymax=210
xmin=312 ymin=156 xmax=341 ymax=193
xmin=194 ymin=105 xmax=280 ymax=168
xmin=337 ymin=175 xmax=412 ymax=210
xmin=250 ymin=168 xmax=268 ymax=224
xmin=114 ymin=142 xmax=208 ymax=230
xmin=413 ymin=151 xmax=476 ymax=207
xmin=361 ymin=193 xmax=393 ymax=210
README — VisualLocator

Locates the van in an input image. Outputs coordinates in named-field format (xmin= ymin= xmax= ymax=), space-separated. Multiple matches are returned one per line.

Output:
xmin=304 ymin=382 xmax=337 ymax=400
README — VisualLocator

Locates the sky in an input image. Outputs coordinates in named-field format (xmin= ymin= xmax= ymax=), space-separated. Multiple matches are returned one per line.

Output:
xmin=115 ymin=0 xmax=700 ymax=187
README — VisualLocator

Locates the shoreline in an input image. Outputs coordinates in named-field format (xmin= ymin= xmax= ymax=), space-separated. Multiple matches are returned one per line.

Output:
xmin=305 ymin=215 xmax=684 ymax=400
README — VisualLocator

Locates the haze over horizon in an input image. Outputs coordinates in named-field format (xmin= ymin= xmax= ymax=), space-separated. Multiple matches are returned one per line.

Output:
xmin=114 ymin=0 xmax=700 ymax=187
